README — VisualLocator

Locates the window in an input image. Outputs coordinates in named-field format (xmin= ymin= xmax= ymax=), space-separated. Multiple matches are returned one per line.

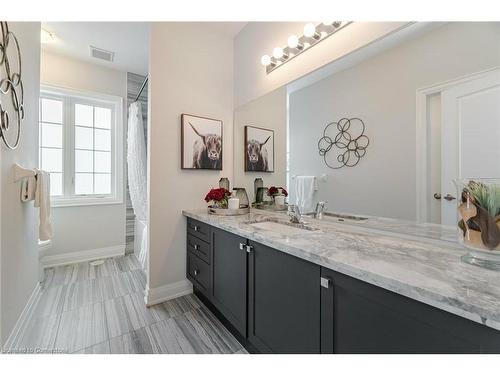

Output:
xmin=39 ymin=86 xmax=123 ymax=207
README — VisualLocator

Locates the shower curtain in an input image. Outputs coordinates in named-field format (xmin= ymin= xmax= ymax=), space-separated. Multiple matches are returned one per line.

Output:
xmin=127 ymin=102 xmax=148 ymax=268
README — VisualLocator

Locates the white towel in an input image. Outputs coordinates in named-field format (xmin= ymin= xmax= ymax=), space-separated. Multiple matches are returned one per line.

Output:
xmin=34 ymin=169 xmax=52 ymax=241
xmin=295 ymin=176 xmax=318 ymax=214
xmin=20 ymin=175 xmax=37 ymax=202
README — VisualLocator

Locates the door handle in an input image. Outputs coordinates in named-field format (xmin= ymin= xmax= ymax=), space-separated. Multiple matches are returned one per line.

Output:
xmin=444 ymin=194 xmax=456 ymax=201
xmin=194 ymin=269 xmax=200 ymax=276
xmin=193 ymin=225 xmax=199 ymax=232
xmin=245 ymin=245 xmax=253 ymax=253
xmin=239 ymin=243 xmax=245 ymax=250
xmin=433 ymin=193 xmax=441 ymax=200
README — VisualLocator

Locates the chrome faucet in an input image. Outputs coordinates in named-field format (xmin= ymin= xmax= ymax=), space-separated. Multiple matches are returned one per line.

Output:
xmin=287 ymin=204 xmax=303 ymax=224
xmin=313 ymin=201 xmax=327 ymax=220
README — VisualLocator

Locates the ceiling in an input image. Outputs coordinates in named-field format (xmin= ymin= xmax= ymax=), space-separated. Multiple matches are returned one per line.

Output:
xmin=41 ymin=22 xmax=247 ymax=76
xmin=204 ymin=22 xmax=247 ymax=37
xmin=42 ymin=22 xmax=151 ymax=75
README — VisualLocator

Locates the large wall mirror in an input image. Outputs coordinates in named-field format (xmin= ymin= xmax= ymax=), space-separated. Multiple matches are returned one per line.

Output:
xmin=233 ymin=22 xmax=500 ymax=226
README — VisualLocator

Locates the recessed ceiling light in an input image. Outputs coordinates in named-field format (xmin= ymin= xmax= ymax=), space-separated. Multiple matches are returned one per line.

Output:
xmin=41 ymin=28 xmax=55 ymax=44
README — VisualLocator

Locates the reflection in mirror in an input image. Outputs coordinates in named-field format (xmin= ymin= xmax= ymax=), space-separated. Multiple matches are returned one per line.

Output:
xmin=234 ymin=22 xmax=500 ymax=227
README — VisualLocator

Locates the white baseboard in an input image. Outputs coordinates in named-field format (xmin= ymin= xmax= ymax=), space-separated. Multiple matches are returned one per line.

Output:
xmin=40 ymin=245 xmax=125 ymax=268
xmin=3 ymin=282 xmax=41 ymax=350
xmin=145 ymin=279 xmax=193 ymax=306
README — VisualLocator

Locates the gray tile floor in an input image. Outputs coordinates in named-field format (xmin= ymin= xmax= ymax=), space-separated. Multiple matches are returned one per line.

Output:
xmin=8 ymin=255 xmax=247 ymax=354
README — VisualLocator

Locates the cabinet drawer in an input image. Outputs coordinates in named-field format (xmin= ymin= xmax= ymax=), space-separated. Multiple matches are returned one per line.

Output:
xmin=187 ymin=252 xmax=209 ymax=294
xmin=187 ymin=234 xmax=210 ymax=263
xmin=187 ymin=218 xmax=210 ymax=243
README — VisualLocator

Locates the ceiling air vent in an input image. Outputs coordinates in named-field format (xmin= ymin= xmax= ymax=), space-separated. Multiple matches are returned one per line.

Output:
xmin=89 ymin=46 xmax=114 ymax=62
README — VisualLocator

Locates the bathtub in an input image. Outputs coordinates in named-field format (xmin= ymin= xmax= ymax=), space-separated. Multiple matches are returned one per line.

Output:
xmin=134 ymin=217 xmax=148 ymax=270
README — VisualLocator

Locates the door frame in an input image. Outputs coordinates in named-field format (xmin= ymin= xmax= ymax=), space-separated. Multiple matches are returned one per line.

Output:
xmin=415 ymin=66 xmax=500 ymax=223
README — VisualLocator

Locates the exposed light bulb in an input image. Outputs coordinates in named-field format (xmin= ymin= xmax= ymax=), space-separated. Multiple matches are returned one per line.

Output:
xmin=261 ymin=54 xmax=271 ymax=66
xmin=273 ymin=47 xmax=284 ymax=59
xmin=287 ymin=35 xmax=299 ymax=49
xmin=303 ymin=23 xmax=318 ymax=38
xmin=41 ymin=28 xmax=55 ymax=44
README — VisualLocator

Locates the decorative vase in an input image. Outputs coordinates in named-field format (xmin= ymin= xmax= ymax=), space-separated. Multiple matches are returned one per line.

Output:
xmin=232 ymin=188 xmax=249 ymax=208
xmin=219 ymin=177 xmax=230 ymax=191
xmin=254 ymin=178 xmax=263 ymax=203
xmin=454 ymin=178 xmax=500 ymax=270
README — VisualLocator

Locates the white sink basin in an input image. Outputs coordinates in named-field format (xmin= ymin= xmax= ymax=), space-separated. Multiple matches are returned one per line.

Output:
xmin=248 ymin=219 xmax=318 ymax=236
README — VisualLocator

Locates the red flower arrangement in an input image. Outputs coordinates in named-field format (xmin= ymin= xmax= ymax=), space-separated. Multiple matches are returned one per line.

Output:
xmin=205 ymin=188 xmax=231 ymax=208
xmin=268 ymin=186 xmax=288 ymax=197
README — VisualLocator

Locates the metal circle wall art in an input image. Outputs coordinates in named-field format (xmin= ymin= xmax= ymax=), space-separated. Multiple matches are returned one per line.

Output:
xmin=317 ymin=117 xmax=369 ymax=169
xmin=0 ymin=22 xmax=24 ymax=150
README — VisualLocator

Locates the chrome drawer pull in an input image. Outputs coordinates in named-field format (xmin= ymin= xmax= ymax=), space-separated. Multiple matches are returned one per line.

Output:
xmin=194 ymin=269 xmax=200 ymax=276
xmin=239 ymin=243 xmax=245 ymax=250
xmin=194 ymin=225 xmax=199 ymax=232
xmin=320 ymin=277 xmax=331 ymax=289
xmin=194 ymin=244 xmax=199 ymax=250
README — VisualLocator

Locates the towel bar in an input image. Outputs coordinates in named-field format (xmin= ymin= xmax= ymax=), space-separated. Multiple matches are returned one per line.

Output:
xmin=13 ymin=163 xmax=36 ymax=182
xmin=291 ymin=174 xmax=327 ymax=182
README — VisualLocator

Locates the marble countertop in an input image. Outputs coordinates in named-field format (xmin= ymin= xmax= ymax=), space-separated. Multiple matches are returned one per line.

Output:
xmin=183 ymin=208 xmax=500 ymax=331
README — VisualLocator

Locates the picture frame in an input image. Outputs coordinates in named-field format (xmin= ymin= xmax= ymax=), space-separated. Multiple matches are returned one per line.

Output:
xmin=244 ymin=125 xmax=274 ymax=172
xmin=181 ymin=113 xmax=223 ymax=170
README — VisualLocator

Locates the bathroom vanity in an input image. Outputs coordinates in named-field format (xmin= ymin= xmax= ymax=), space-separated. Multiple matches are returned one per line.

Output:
xmin=183 ymin=209 xmax=500 ymax=354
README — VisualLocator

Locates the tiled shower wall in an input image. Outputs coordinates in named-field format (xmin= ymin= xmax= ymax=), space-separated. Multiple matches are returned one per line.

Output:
xmin=126 ymin=72 xmax=148 ymax=254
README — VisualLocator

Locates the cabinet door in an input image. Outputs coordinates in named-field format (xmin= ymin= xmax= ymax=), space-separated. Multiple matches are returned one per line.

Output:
xmin=210 ymin=228 xmax=248 ymax=337
xmin=321 ymin=267 xmax=500 ymax=354
xmin=248 ymin=241 xmax=321 ymax=353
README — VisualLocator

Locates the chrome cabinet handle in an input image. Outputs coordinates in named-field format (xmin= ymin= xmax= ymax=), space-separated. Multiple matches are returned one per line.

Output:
xmin=246 ymin=245 xmax=253 ymax=253
xmin=444 ymin=194 xmax=456 ymax=201
xmin=194 ymin=244 xmax=199 ymax=250
xmin=239 ymin=243 xmax=245 ymax=250
xmin=320 ymin=277 xmax=331 ymax=289
xmin=433 ymin=193 xmax=441 ymax=200
xmin=194 ymin=226 xmax=199 ymax=232
xmin=194 ymin=269 xmax=199 ymax=276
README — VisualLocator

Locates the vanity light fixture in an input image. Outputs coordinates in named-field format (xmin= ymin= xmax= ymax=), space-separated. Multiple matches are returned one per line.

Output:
xmin=272 ymin=46 xmax=288 ymax=60
xmin=260 ymin=21 xmax=351 ymax=74
xmin=303 ymin=23 xmax=320 ymax=40
xmin=287 ymin=35 xmax=303 ymax=50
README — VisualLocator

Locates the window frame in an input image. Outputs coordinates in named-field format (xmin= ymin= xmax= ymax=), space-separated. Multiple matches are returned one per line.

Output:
xmin=40 ymin=84 xmax=124 ymax=207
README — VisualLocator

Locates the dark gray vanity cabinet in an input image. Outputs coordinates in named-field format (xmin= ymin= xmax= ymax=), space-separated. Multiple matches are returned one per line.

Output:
xmin=320 ymin=267 xmax=500 ymax=354
xmin=186 ymin=219 xmax=211 ymax=298
xmin=186 ymin=218 xmax=500 ymax=354
xmin=248 ymin=241 xmax=321 ymax=353
xmin=210 ymin=227 xmax=248 ymax=337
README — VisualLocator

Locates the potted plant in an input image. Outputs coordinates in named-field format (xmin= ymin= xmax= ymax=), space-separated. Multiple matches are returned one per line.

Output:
xmin=455 ymin=179 xmax=500 ymax=269
xmin=205 ymin=187 xmax=231 ymax=209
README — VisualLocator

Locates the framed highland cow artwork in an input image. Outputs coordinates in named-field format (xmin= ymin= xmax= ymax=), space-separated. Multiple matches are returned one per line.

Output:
xmin=245 ymin=126 xmax=274 ymax=172
xmin=181 ymin=114 xmax=223 ymax=170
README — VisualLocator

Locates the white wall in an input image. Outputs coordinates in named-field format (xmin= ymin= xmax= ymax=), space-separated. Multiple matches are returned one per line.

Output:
xmin=0 ymin=22 xmax=40 ymax=345
xmin=148 ymin=23 xmax=233 ymax=300
xmin=40 ymin=51 xmax=127 ymax=256
xmin=233 ymin=87 xmax=287 ymax=199
xmin=234 ymin=22 xmax=409 ymax=108
xmin=289 ymin=22 xmax=500 ymax=220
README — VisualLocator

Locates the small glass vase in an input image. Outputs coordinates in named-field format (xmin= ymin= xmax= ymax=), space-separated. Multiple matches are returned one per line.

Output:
xmin=454 ymin=178 xmax=500 ymax=270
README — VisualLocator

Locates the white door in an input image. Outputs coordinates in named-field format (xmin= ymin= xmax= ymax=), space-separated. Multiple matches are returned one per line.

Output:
xmin=441 ymin=69 xmax=500 ymax=225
